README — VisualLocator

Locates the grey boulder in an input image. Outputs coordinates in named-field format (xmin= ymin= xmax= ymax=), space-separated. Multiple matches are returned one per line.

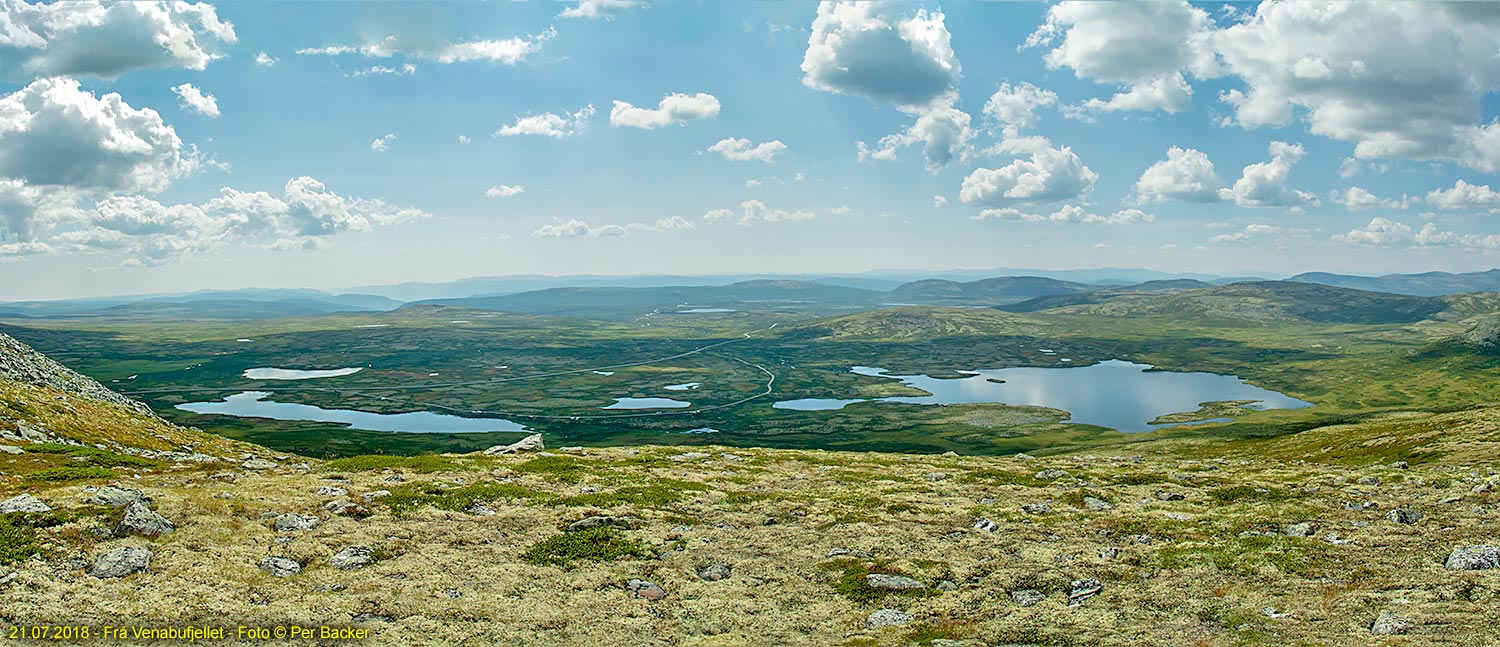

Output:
xmin=117 ymin=501 xmax=174 ymax=537
xmin=90 ymin=546 xmax=152 ymax=579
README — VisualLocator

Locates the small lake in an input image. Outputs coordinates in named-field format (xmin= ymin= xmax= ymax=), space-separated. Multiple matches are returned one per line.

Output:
xmin=243 ymin=367 xmax=363 ymax=380
xmin=773 ymin=360 xmax=1309 ymax=432
xmin=177 ymin=392 xmax=528 ymax=433
xmin=664 ymin=382 xmax=702 ymax=391
xmin=602 ymin=397 xmax=692 ymax=410
xmin=676 ymin=308 xmax=735 ymax=313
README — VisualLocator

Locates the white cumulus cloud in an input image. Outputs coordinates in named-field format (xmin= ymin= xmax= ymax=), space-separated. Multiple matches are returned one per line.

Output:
xmin=972 ymin=204 xmax=1153 ymax=225
xmin=708 ymin=138 xmax=786 ymax=163
xmin=370 ymin=133 xmax=396 ymax=152
xmin=170 ymin=83 xmax=219 ymax=117
xmin=1134 ymin=147 xmax=1226 ymax=203
xmin=559 ymin=0 xmax=644 ymax=20
xmin=485 ymin=184 xmax=524 ymax=198
xmin=0 ymin=0 xmax=237 ymax=81
xmin=959 ymin=136 xmax=1097 ymax=207
xmin=1426 ymin=180 xmax=1500 ymax=212
xmin=609 ymin=93 xmax=720 ymax=129
xmin=496 ymin=105 xmax=595 ymax=138
xmin=1223 ymin=141 xmax=1317 ymax=209
xmin=298 ymin=28 xmax=554 ymax=66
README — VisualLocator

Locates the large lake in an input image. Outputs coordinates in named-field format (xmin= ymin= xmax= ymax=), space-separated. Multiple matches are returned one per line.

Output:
xmin=177 ymin=391 xmax=528 ymax=433
xmin=773 ymin=360 xmax=1309 ymax=432
xmin=242 ymin=367 xmax=363 ymax=380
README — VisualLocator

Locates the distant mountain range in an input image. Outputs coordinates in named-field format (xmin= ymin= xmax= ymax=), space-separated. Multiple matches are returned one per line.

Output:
xmin=6 ymin=269 xmax=1500 ymax=320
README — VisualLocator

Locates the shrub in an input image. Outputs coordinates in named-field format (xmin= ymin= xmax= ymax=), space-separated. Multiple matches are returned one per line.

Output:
xmin=521 ymin=528 xmax=652 ymax=567
xmin=25 ymin=466 xmax=117 ymax=482
xmin=323 ymin=455 xmax=459 ymax=473
xmin=0 ymin=515 xmax=42 ymax=565
xmin=382 ymin=482 xmax=548 ymax=515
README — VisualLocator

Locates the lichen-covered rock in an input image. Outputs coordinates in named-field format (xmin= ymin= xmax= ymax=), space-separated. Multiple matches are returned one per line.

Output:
xmin=117 ymin=501 xmax=173 ymax=537
xmin=0 ymin=493 xmax=50 ymax=514
xmin=865 ymin=609 xmax=913 ymax=628
xmin=1370 ymin=612 xmax=1414 ymax=635
xmin=90 ymin=547 xmax=152 ymax=579
xmin=627 ymin=578 xmax=665 ymax=600
xmin=329 ymin=546 xmax=373 ymax=570
xmin=258 ymin=557 xmax=301 ymax=578
xmin=1445 ymin=546 xmax=1500 ymax=570
xmin=1067 ymin=579 xmax=1102 ymax=606
xmin=85 ymin=485 xmax=148 ymax=508
xmin=695 ymin=564 xmax=731 ymax=581
xmin=273 ymin=513 xmax=320 ymax=532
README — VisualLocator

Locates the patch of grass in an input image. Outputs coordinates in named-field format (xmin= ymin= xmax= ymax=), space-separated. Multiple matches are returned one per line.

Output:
xmin=957 ymin=469 xmax=1042 ymax=487
xmin=520 ymin=528 xmax=653 ymax=567
xmin=1110 ymin=471 xmax=1170 ymax=485
xmin=830 ymin=563 xmax=940 ymax=604
xmin=553 ymin=478 xmax=708 ymax=509
xmin=1208 ymin=485 xmax=1306 ymax=503
xmin=1060 ymin=490 xmax=1112 ymax=509
xmin=989 ymin=626 xmax=1089 ymax=647
xmin=25 ymin=466 xmax=117 ymax=483
xmin=902 ymin=620 xmax=968 ymax=646
xmin=1154 ymin=535 xmax=1334 ymax=577
xmin=323 ymin=454 xmax=461 ymax=473
xmin=382 ymin=482 xmax=549 ymax=515
xmin=22 ymin=444 xmax=157 ymax=468
xmin=722 ymin=490 xmax=783 ymax=505
xmin=514 ymin=455 xmax=592 ymax=483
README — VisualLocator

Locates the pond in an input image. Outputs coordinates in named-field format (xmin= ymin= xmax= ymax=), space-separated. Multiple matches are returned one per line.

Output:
xmin=676 ymin=308 xmax=735 ymax=313
xmin=242 ymin=367 xmax=364 ymax=380
xmin=602 ymin=397 xmax=692 ymax=410
xmin=773 ymin=360 xmax=1309 ymax=432
xmin=176 ymin=392 xmax=528 ymax=433
xmin=664 ymin=382 xmax=702 ymax=391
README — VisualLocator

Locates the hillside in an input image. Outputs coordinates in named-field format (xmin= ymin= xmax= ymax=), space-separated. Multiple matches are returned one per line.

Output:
xmin=2 ymin=333 xmax=1499 ymax=645
xmin=1024 ymin=281 xmax=1452 ymax=325
xmin=888 ymin=277 xmax=1096 ymax=305
xmin=410 ymin=280 xmax=884 ymax=314
xmin=784 ymin=306 xmax=1047 ymax=341
xmin=997 ymin=279 xmax=1216 ymax=314
xmin=1292 ymin=269 xmax=1500 ymax=296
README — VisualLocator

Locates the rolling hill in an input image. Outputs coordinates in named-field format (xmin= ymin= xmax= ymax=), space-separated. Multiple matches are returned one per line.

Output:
xmin=887 ymin=276 xmax=1096 ymax=305
xmin=1291 ymin=269 xmax=1500 ymax=296
xmin=1009 ymin=281 xmax=1454 ymax=325
xmin=407 ymin=280 xmax=886 ymax=314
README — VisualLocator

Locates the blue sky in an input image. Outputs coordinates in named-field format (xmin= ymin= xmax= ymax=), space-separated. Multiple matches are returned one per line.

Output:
xmin=3 ymin=1 xmax=1500 ymax=299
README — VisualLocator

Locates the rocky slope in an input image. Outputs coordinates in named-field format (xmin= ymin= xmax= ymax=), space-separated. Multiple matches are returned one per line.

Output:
xmin=0 ymin=332 xmax=156 ymax=418
xmin=1 ymin=337 xmax=1498 ymax=646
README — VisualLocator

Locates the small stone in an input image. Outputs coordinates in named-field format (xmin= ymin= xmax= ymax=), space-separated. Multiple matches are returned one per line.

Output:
xmin=924 ymin=472 xmax=947 ymax=482
xmin=1154 ymin=490 xmax=1185 ymax=501
xmin=350 ymin=613 xmax=393 ymax=624
xmin=1358 ymin=476 xmax=1381 ymax=486
xmin=1011 ymin=589 xmax=1045 ymax=607
xmin=1390 ymin=461 xmax=1409 ymax=470
xmin=1035 ymin=469 xmax=1068 ymax=480
xmin=316 ymin=486 xmax=347 ymax=497
xmin=117 ymin=501 xmax=173 ymax=537
xmin=362 ymin=490 xmax=391 ymax=502
xmin=329 ymin=546 xmax=373 ymax=570
xmin=241 ymin=458 xmax=278 ymax=470
xmin=827 ymin=548 xmax=872 ymax=559
xmin=865 ymin=573 xmax=926 ymax=591
xmin=1099 ymin=547 xmax=1119 ymax=560
xmin=1083 ymin=496 xmax=1115 ymax=511
xmin=324 ymin=499 xmax=371 ymax=518
xmin=567 ymin=516 xmax=640 ymax=532
xmin=722 ymin=453 xmax=745 ymax=462
xmin=1386 ymin=508 xmax=1422 ymax=524
xmin=627 ymin=578 xmax=666 ymax=600
xmin=696 ymin=564 xmax=731 ymax=581
xmin=90 ymin=546 xmax=152 ymax=578
xmin=929 ymin=640 xmax=964 ymax=647
xmin=1281 ymin=521 xmax=1317 ymax=537
xmin=273 ymin=513 xmax=321 ymax=532
xmin=1067 ymin=579 xmax=1103 ymax=606
xmin=935 ymin=580 xmax=958 ymax=591
xmin=974 ymin=517 xmax=998 ymax=533
xmin=1013 ymin=453 xmax=1035 ymax=461
xmin=0 ymin=493 xmax=50 ymax=514
xmin=466 ymin=503 xmax=495 ymax=516
xmin=1370 ymin=611 xmax=1414 ymax=636
xmin=258 ymin=557 xmax=301 ymax=577
xmin=865 ymin=608 xmax=913 ymax=629
xmin=1444 ymin=545 xmax=1500 ymax=570
xmin=383 ymin=474 xmax=406 ymax=483
xmin=85 ymin=486 xmax=148 ymax=507
xmin=0 ymin=445 xmax=22 ymax=454
xmin=1022 ymin=503 xmax=1052 ymax=515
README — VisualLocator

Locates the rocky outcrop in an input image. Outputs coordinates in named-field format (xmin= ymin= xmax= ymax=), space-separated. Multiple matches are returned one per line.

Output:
xmin=0 ymin=333 xmax=157 ymax=418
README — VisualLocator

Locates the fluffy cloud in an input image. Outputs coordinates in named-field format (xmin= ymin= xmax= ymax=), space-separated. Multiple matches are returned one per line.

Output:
xmin=532 ymin=215 xmax=691 ymax=238
xmin=1025 ymin=1 xmax=1217 ymax=114
xmin=496 ymin=105 xmax=595 ymax=138
xmin=1223 ymin=141 xmax=1317 ymax=209
xmin=982 ymin=82 xmax=1057 ymax=129
xmin=559 ymin=0 xmax=644 ymax=20
xmin=1334 ymin=217 xmax=1498 ymax=250
xmin=0 ymin=77 xmax=198 ymax=194
xmin=707 ymin=138 xmax=786 ymax=163
xmin=370 ymin=133 xmax=396 ymax=152
xmin=170 ymin=83 xmax=218 ymax=117
xmin=1209 ymin=223 xmax=1286 ymax=243
xmin=1330 ymin=186 xmax=1410 ymax=211
xmin=972 ymin=204 xmax=1153 ymax=225
xmin=484 ymin=184 xmax=523 ymax=197
xmin=1214 ymin=2 xmax=1500 ymax=171
xmin=351 ymin=63 xmax=415 ymax=77
xmin=609 ymin=93 xmax=720 ymax=129
xmin=1134 ymin=147 xmax=1226 ymax=203
xmin=959 ymin=136 xmax=1097 ymax=207
xmin=704 ymin=200 xmax=815 ymax=225
xmin=19 ymin=177 xmax=429 ymax=264
xmin=254 ymin=51 xmax=277 ymax=67
xmin=298 ymin=28 xmax=554 ymax=66
xmin=802 ymin=1 xmax=960 ymax=110
xmin=856 ymin=104 xmax=972 ymax=171
xmin=0 ymin=0 xmax=237 ymax=81
xmin=1426 ymin=180 xmax=1500 ymax=212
